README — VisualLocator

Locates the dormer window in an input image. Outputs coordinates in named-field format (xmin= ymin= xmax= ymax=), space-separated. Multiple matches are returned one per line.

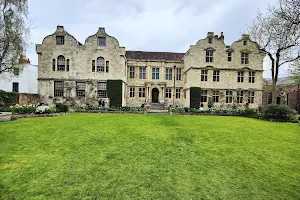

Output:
xmin=241 ymin=53 xmax=249 ymax=64
xmin=206 ymin=50 xmax=213 ymax=62
xmin=97 ymin=37 xmax=106 ymax=46
xmin=243 ymin=40 xmax=247 ymax=45
xmin=208 ymin=37 xmax=212 ymax=44
xmin=56 ymin=36 xmax=64 ymax=45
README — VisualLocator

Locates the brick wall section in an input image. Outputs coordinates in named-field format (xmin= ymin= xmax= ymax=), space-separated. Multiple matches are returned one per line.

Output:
xmin=18 ymin=93 xmax=40 ymax=105
xmin=262 ymin=84 xmax=300 ymax=112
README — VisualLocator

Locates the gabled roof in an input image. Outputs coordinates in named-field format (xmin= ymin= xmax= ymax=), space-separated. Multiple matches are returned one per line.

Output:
xmin=126 ymin=51 xmax=185 ymax=62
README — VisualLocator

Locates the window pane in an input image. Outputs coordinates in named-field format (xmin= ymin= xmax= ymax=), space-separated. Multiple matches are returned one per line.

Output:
xmin=97 ymin=57 xmax=105 ymax=72
xmin=97 ymin=37 xmax=106 ymax=46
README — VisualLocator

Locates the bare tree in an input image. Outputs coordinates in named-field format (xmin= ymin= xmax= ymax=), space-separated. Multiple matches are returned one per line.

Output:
xmin=272 ymin=0 xmax=300 ymax=26
xmin=289 ymin=59 xmax=300 ymax=83
xmin=0 ymin=0 xmax=29 ymax=75
xmin=249 ymin=0 xmax=300 ymax=103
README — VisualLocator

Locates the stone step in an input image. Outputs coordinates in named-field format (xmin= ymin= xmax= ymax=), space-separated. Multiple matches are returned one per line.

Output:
xmin=147 ymin=109 xmax=169 ymax=114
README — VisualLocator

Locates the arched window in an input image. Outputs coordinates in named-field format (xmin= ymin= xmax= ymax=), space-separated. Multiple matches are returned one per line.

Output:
xmin=57 ymin=56 xmax=65 ymax=71
xmin=97 ymin=57 xmax=105 ymax=72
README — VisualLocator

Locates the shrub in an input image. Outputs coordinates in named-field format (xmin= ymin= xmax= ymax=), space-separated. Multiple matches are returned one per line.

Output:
xmin=48 ymin=107 xmax=57 ymax=113
xmin=107 ymin=80 xmax=123 ymax=108
xmin=0 ymin=90 xmax=19 ymax=107
xmin=35 ymin=106 xmax=54 ymax=114
xmin=85 ymin=105 xmax=101 ymax=110
xmin=6 ymin=105 xmax=36 ymax=114
xmin=56 ymin=103 xmax=69 ymax=113
xmin=263 ymin=104 xmax=297 ymax=121
xmin=190 ymin=87 xmax=201 ymax=109
xmin=244 ymin=108 xmax=258 ymax=117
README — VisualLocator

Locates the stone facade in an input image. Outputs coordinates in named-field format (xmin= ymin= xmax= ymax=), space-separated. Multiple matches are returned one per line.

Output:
xmin=37 ymin=26 xmax=265 ymax=108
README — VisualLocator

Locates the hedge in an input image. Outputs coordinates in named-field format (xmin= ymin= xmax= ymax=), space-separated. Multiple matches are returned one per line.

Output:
xmin=107 ymin=80 xmax=123 ymax=108
xmin=190 ymin=87 xmax=201 ymax=109
xmin=0 ymin=90 xmax=19 ymax=107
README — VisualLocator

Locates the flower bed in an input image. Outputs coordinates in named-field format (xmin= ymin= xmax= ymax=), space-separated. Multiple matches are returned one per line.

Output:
xmin=72 ymin=106 xmax=146 ymax=114
xmin=170 ymin=105 xmax=299 ymax=122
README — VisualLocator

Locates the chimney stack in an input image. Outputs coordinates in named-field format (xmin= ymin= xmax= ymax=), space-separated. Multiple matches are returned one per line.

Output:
xmin=219 ymin=32 xmax=224 ymax=41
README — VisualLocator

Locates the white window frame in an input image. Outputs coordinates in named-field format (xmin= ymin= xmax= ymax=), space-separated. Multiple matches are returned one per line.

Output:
xmin=213 ymin=70 xmax=220 ymax=82
xmin=152 ymin=67 xmax=160 ymax=80
xmin=139 ymin=87 xmax=145 ymax=98
xmin=176 ymin=68 xmax=182 ymax=80
xmin=237 ymin=90 xmax=244 ymax=103
xmin=226 ymin=90 xmax=233 ymax=103
xmin=98 ymin=82 xmax=107 ymax=98
xmin=201 ymin=70 xmax=208 ymax=81
xmin=165 ymin=68 xmax=172 ymax=80
xmin=241 ymin=53 xmax=249 ymax=64
xmin=139 ymin=67 xmax=146 ymax=79
xmin=165 ymin=88 xmax=172 ymax=98
xmin=176 ymin=88 xmax=181 ymax=99
xmin=213 ymin=90 xmax=219 ymax=103
xmin=237 ymin=71 xmax=244 ymax=82
xmin=249 ymin=71 xmax=255 ymax=83
xmin=248 ymin=91 xmax=255 ymax=104
xmin=206 ymin=51 xmax=213 ymax=62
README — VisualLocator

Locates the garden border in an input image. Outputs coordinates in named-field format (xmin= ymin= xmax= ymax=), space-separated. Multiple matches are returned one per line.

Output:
xmin=11 ymin=113 xmax=66 ymax=120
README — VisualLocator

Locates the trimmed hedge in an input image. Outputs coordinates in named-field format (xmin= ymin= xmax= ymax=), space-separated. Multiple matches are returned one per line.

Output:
xmin=190 ymin=87 xmax=201 ymax=109
xmin=56 ymin=103 xmax=69 ymax=113
xmin=0 ymin=90 xmax=19 ymax=107
xmin=263 ymin=104 xmax=297 ymax=121
xmin=107 ymin=80 xmax=123 ymax=108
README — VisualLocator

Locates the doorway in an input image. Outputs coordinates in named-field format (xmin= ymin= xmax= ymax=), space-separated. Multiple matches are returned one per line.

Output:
xmin=152 ymin=88 xmax=159 ymax=103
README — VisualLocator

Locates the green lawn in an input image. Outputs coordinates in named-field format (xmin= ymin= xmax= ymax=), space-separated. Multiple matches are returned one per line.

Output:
xmin=0 ymin=113 xmax=299 ymax=199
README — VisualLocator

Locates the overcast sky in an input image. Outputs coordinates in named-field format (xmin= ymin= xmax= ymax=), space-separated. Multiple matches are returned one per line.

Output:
xmin=27 ymin=0 xmax=281 ymax=78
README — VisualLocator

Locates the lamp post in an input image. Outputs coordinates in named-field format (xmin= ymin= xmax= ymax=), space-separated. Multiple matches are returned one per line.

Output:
xmin=173 ymin=65 xmax=176 ymax=107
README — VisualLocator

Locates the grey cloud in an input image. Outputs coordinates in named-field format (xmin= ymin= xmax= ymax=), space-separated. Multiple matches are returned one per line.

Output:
xmin=27 ymin=0 xmax=278 ymax=78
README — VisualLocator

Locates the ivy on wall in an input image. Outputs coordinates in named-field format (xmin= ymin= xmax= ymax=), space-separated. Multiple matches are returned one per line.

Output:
xmin=107 ymin=80 xmax=123 ymax=107
xmin=190 ymin=87 xmax=201 ymax=109
xmin=0 ymin=90 xmax=19 ymax=107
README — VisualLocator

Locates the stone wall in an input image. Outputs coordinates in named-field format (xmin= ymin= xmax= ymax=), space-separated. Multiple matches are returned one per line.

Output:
xmin=184 ymin=33 xmax=265 ymax=108
xmin=37 ymin=28 xmax=265 ymax=108
xmin=126 ymin=60 xmax=185 ymax=107
xmin=18 ymin=93 xmax=40 ymax=105
xmin=0 ymin=112 xmax=12 ymax=122
xmin=36 ymin=26 xmax=126 ymax=106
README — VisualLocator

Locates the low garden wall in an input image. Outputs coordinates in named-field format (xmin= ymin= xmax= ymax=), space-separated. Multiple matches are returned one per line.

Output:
xmin=11 ymin=113 xmax=65 ymax=120
xmin=75 ymin=110 xmax=146 ymax=114
xmin=0 ymin=112 xmax=12 ymax=122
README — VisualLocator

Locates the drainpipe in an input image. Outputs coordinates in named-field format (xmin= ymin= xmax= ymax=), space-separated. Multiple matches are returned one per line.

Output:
xmin=173 ymin=65 xmax=176 ymax=107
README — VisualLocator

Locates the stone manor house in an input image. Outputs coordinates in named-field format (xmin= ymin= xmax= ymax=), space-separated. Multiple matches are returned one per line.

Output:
xmin=36 ymin=26 xmax=265 ymax=108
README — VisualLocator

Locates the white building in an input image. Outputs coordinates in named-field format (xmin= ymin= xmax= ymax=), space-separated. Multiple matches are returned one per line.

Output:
xmin=0 ymin=63 xmax=38 ymax=94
